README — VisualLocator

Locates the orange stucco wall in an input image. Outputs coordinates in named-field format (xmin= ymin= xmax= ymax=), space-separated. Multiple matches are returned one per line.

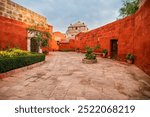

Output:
xmin=60 ymin=1 xmax=150 ymax=75
xmin=0 ymin=16 xmax=27 ymax=50
xmin=74 ymin=15 xmax=135 ymax=59
xmin=133 ymin=1 xmax=150 ymax=75
xmin=53 ymin=32 xmax=66 ymax=41
xmin=0 ymin=16 xmax=53 ymax=51
xmin=49 ymin=37 xmax=59 ymax=51
xmin=59 ymin=42 xmax=71 ymax=51
xmin=0 ymin=1 xmax=149 ymax=75
xmin=48 ymin=31 xmax=67 ymax=51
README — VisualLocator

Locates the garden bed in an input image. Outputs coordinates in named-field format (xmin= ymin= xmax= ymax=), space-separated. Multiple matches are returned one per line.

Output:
xmin=0 ymin=61 xmax=45 ymax=79
xmin=82 ymin=58 xmax=97 ymax=64
xmin=0 ymin=48 xmax=45 ymax=73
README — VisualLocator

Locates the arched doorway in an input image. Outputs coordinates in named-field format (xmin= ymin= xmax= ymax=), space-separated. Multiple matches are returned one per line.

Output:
xmin=30 ymin=37 xmax=39 ymax=53
xmin=27 ymin=30 xmax=42 ymax=53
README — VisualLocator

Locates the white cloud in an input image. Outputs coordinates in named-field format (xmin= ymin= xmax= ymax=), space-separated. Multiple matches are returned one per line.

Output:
xmin=13 ymin=0 xmax=122 ymax=33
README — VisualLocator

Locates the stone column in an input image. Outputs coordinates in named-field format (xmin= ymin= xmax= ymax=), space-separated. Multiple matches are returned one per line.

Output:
xmin=27 ymin=37 xmax=31 ymax=51
xmin=27 ymin=30 xmax=35 ymax=52
xmin=39 ymin=48 xmax=42 ymax=53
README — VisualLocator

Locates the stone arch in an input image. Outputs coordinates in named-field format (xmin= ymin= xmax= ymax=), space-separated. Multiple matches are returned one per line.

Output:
xmin=27 ymin=30 xmax=42 ymax=53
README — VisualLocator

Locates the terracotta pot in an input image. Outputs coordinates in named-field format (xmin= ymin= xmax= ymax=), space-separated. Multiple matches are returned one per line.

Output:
xmin=82 ymin=58 xmax=97 ymax=64
xmin=127 ymin=59 xmax=133 ymax=64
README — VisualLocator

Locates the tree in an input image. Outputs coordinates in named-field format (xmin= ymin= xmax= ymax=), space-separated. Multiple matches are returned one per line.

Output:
xmin=33 ymin=31 xmax=51 ymax=48
xmin=27 ymin=26 xmax=52 ymax=48
xmin=27 ymin=26 xmax=52 ymax=53
xmin=119 ymin=0 xmax=139 ymax=18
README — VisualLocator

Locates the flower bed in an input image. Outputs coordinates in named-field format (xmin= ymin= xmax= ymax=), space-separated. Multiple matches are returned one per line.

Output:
xmin=0 ymin=48 xmax=45 ymax=73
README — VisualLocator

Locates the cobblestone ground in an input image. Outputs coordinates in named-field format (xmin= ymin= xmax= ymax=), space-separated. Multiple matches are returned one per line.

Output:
xmin=0 ymin=52 xmax=150 ymax=100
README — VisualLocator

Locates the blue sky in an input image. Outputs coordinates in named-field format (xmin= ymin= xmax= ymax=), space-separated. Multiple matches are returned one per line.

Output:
xmin=13 ymin=0 xmax=122 ymax=33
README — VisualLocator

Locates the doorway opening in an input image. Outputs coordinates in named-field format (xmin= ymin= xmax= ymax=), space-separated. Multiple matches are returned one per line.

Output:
xmin=111 ymin=39 xmax=118 ymax=59
xmin=30 ymin=38 xmax=39 ymax=53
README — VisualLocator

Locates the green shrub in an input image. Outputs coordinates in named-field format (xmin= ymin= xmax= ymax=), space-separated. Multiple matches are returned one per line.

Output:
xmin=126 ymin=53 xmax=135 ymax=60
xmin=85 ymin=45 xmax=100 ymax=60
xmin=0 ymin=54 xmax=45 ymax=73
xmin=85 ymin=53 xmax=96 ymax=60
xmin=41 ymin=39 xmax=49 ymax=47
xmin=102 ymin=49 xmax=108 ymax=54
xmin=0 ymin=48 xmax=31 ymax=58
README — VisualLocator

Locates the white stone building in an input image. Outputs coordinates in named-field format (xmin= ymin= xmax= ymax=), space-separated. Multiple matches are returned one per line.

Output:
xmin=66 ymin=21 xmax=88 ymax=41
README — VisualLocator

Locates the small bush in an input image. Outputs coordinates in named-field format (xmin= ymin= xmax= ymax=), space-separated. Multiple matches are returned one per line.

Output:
xmin=0 ymin=48 xmax=45 ymax=73
xmin=85 ymin=46 xmax=99 ymax=60
xmin=102 ymin=49 xmax=108 ymax=54
xmin=0 ymin=54 xmax=45 ymax=73
xmin=0 ymin=48 xmax=31 ymax=58
xmin=126 ymin=53 xmax=135 ymax=60
xmin=85 ymin=53 xmax=96 ymax=60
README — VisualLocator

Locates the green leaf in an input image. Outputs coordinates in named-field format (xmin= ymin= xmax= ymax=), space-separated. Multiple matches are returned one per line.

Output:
xmin=119 ymin=0 xmax=139 ymax=18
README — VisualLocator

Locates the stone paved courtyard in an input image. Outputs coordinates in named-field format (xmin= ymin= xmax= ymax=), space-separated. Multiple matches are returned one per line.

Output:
xmin=0 ymin=52 xmax=150 ymax=100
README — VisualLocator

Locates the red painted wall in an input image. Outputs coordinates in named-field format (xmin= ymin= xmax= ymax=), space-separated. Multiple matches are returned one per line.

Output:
xmin=0 ymin=16 xmax=27 ymax=50
xmin=0 ymin=16 xmax=53 ymax=52
xmin=60 ymin=1 xmax=150 ymax=75
xmin=53 ymin=32 xmax=66 ymax=41
xmin=133 ymin=1 xmax=150 ymax=75
xmin=0 ymin=1 xmax=149 ymax=75
xmin=74 ymin=15 xmax=135 ymax=58
xmin=59 ymin=39 xmax=76 ymax=51
xmin=68 ymin=16 xmax=135 ymax=63
xmin=59 ymin=42 xmax=71 ymax=51
xmin=49 ymin=37 xmax=59 ymax=51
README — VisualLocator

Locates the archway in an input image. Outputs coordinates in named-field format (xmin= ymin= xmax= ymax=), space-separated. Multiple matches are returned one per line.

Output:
xmin=27 ymin=30 xmax=42 ymax=53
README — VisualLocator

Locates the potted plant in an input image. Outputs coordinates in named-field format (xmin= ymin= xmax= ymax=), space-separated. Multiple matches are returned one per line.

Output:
xmin=102 ymin=49 xmax=108 ymax=58
xmin=126 ymin=53 xmax=135 ymax=64
xmin=82 ymin=45 xmax=100 ymax=64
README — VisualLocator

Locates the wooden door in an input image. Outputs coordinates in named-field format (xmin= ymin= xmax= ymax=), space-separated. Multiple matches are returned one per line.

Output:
xmin=111 ymin=40 xmax=118 ymax=59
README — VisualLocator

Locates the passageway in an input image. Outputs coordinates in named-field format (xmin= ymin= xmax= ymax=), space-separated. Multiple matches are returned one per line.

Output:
xmin=0 ymin=52 xmax=150 ymax=100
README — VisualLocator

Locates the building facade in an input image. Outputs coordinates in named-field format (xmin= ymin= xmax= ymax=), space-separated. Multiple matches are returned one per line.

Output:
xmin=59 ymin=0 xmax=150 ymax=75
xmin=0 ymin=0 xmax=53 ymax=52
xmin=53 ymin=32 xmax=66 ymax=42
xmin=0 ymin=0 xmax=47 ymax=28
xmin=66 ymin=21 xmax=88 ymax=41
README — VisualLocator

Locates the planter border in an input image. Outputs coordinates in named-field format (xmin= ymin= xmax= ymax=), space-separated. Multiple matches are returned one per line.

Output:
xmin=82 ymin=58 xmax=97 ymax=64
xmin=0 ymin=61 xmax=46 ymax=79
